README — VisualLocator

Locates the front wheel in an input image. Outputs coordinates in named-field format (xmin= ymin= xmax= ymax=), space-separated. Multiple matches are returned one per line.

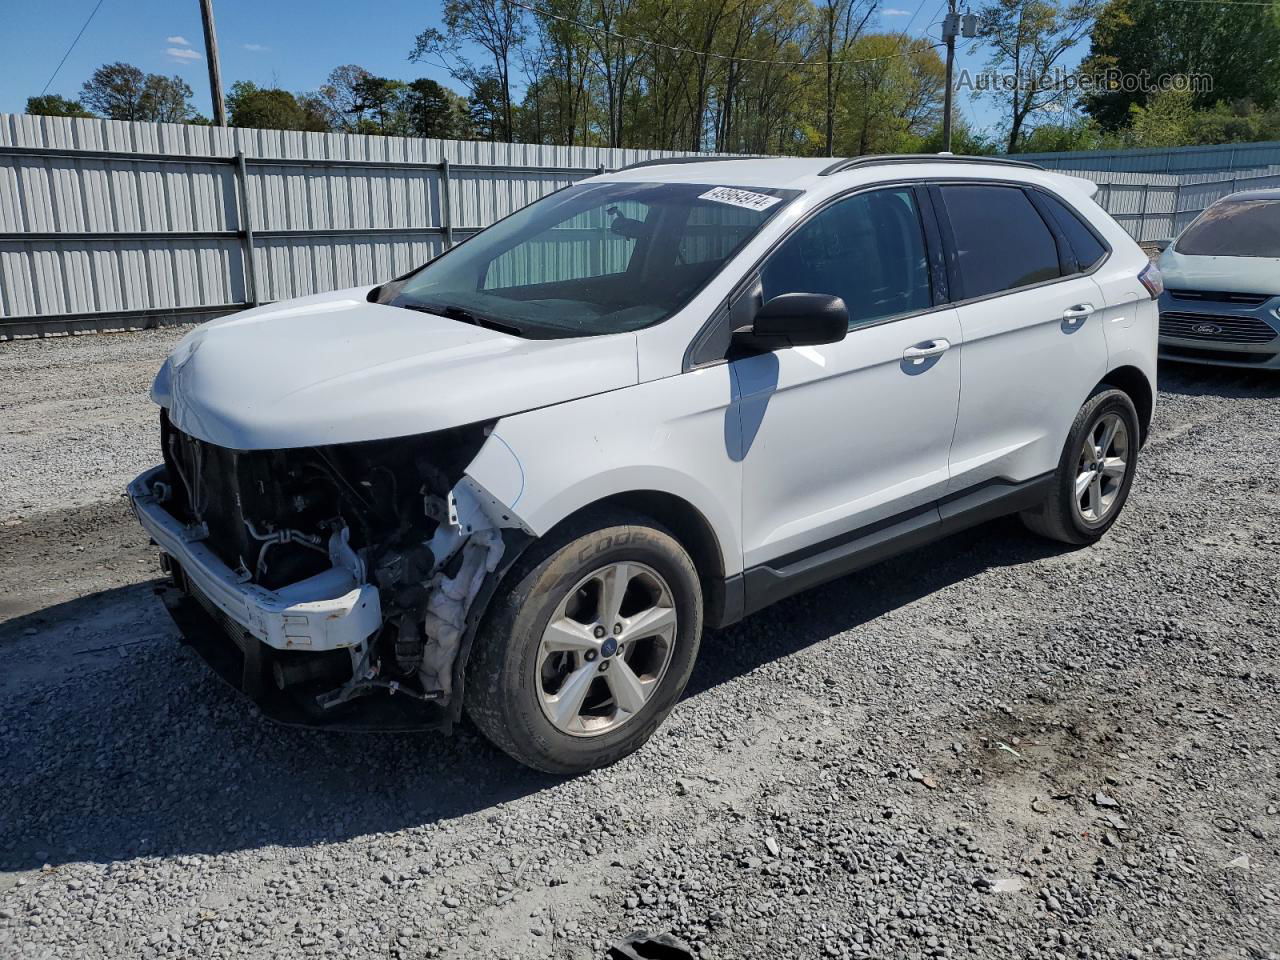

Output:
xmin=1021 ymin=387 xmax=1141 ymax=545
xmin=465 ymin=512 xmax=703 ymax=774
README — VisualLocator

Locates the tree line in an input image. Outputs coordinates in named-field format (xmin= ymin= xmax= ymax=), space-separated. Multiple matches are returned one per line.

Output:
xmin=22 ymin=0 xmax=1280 ymax=155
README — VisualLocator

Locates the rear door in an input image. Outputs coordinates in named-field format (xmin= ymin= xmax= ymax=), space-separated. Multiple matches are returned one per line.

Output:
xmin=934 ymin=182 xmax=1110 ymax=492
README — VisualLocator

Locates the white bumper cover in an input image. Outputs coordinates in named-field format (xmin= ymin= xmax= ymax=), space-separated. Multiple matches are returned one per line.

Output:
xmin=128 ymin=465 xmax=382 ymax=652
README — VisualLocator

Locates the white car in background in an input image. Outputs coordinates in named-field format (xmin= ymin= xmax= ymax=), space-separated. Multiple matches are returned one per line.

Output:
xmin=1157 ymin=189 xmax=1280 ymax=369
xmin=129 ymin=154 xmax=1160 ymax=773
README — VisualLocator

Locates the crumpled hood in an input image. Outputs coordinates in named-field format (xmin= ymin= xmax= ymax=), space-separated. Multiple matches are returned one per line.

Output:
xmin=1157 ymin=247 xmax=1280 ymax=297
xmin=154 ymin=286 xmax=639 ymax=449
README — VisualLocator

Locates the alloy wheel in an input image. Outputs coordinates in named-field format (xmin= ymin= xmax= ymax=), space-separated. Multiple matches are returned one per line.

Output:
xmin=535 ymin=561 xmax=677 ymax=737
xmin=1074 ymin=412 xmax=1130 ymax=524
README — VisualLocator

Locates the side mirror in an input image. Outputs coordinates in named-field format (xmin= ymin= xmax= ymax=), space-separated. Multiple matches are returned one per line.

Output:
xmin=733 ymin=292 xmax=849 ymax=351
xmin=1154 ymin=237 xmax=1173 ymax=253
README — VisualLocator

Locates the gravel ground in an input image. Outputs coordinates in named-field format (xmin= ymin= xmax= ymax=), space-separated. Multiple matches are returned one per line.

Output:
xmin=1 ymin=331 xmax=1278 ymax=960
xmin=0 ymin=327 xmax=189 ymax=521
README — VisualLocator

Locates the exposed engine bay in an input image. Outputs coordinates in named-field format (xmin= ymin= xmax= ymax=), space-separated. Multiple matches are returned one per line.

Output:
xmin=153 ymin=411 xmax=527 ymax=727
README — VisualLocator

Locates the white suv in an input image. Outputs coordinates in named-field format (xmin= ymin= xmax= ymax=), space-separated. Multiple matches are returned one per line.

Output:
xmin=129 ymin=155 xmax=1160 ymax=773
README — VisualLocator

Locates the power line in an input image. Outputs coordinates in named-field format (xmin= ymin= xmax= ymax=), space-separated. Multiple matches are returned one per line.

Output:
xmin=1156 ymin=0 xmax=1276 ymax=5
xmin=40 ymin=0 xmax=107 ymax=96
xmin=509 ymin=0 xmax=943 ymax=67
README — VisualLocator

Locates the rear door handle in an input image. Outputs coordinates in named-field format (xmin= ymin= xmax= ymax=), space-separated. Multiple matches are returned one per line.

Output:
xmin=902 ymin=339 xmax=951 ymax=364
xmin=1062 ymin=304 xmax=1094 ymax=327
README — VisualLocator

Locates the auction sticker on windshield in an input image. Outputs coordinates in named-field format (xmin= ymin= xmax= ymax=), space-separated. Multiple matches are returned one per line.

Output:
xmin=698 ymin=186 xmax=783 ymax=211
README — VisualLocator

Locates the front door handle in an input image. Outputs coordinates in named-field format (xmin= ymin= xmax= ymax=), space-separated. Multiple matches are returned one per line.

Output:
xmin=902 ymin=339 xmax=951 ymax=365
xmin=1062 ymin=304 xmax=1094 ymax=327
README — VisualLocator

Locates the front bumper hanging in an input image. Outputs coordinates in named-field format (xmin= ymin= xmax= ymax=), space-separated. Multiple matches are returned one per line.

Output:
xmin=129 ymin=465 xmax=383 ymax=652
xmin=129 ymin=465 xmax=452 ymax=731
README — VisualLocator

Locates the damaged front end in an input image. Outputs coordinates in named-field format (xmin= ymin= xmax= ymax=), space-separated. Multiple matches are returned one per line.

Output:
xmin=130 ymin=412 xmax=529 ymax=731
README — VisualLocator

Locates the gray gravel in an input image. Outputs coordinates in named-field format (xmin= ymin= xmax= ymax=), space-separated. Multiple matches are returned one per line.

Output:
xmin=1 ymin=332 xmax=1278 ymax=960
xmin=0 ymin=327 xmax=189 ymax=520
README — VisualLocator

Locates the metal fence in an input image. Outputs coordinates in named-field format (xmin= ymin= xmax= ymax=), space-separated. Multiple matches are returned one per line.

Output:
xmin=1019 ymin=139 xmax=1280 ymax=174
xmin=1018 ymin=140 xmax=1280 ymax=242
xmin=1051 ymin=166 xmax=1280 ymax=243
xmin=0 ymin=113 xmax=716 ymax=336
xmin=5 ymin=112 xmax=1280 ymax=336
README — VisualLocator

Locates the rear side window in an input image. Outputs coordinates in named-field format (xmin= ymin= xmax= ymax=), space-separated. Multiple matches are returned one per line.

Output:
xmin=761 ymin=187 xmax=932 ymax=328
xmin=940 ymin=185 xmax=1061 ymax=298
xmin=1039 ymin=192 xmax=1107 ymax=270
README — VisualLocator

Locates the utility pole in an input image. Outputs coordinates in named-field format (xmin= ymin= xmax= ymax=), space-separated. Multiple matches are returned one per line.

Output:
xmin=941 ymin=2 xmax=958 ymax=152
xmin=199 ymin=0 xmax=227 ymax=126
xmin=940 ymin=4 xmax=979 ymax=153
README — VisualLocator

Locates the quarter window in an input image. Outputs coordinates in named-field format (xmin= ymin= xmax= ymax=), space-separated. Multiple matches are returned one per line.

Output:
xmin=1039 ymin=192 xmax=1107 ymax=270
xmin=940 ymin=185 xmax=1061 ymax=298
xmin=760 ymin=188 xmax=932 ymax=329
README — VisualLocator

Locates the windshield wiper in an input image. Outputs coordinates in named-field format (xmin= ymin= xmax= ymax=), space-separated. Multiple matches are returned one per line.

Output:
xmin=399 ymin=301 xmax=523 ymax=336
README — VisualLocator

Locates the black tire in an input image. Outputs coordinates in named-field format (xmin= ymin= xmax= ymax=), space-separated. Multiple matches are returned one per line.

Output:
xmin=1021 ymin=387 xmax=1141 ymax=545
xmin=465 ymin=510 xmax=703 ymax=775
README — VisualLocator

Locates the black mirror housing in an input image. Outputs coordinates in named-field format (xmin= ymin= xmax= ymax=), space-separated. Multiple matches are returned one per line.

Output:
xmin=733 ymin=292 xmax=849 ymax=351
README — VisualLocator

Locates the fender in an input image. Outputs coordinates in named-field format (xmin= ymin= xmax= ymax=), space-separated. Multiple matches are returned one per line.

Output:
xmin=464 ymin=368 xmax=746 ymax=579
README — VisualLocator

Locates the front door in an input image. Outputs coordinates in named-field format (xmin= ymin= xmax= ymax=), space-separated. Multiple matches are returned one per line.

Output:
xmin=735 ymin=186 xmax=962 ymax=573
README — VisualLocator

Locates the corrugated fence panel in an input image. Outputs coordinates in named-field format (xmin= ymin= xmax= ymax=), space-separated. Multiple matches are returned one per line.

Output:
xmin=253 ymin=235 xmax=446 ymax=304
xmin=0 ymin=113 xmax=720 ymax=329
xmin=452 ymin=170 xmax=581 ymax=227
xmin=1024 ymin=141 xmax=1280 ymax=175
xmin=5 ymin=111 xmax=1280 ymax=329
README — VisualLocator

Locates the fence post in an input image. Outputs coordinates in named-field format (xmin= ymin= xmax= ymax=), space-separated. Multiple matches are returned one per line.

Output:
xmin=234 ymin=150 xmax=259 ymax=306
xmin=1138 ymin=182 xmax=1151 ymax=242
xmin=440 ymin=157 xmax=453 ymax=249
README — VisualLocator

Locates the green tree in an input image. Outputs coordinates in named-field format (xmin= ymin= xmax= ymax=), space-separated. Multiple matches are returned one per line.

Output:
xmin=1017 ymin=117 xmax=1105 ymax=152
xmin=227 ymin=81 xmax=331 ymax=132
xmin=403 ymin=78 xmax=465 ymax=139
xmin=1120 ymin=92 xmax=1280 ymax=147
xmin=353 ymin=75 xmax=409 ymax=135
xmin=317 ymin=64 xmax=374 ymax=131
xmin=25 ymin=94 xmax=95 ymax=118
xmin=1082 ymin=0 xmax=1280 ymax=131
xmin=837 ymin=33 xmax=945 ymax=155
xmin=296 ymin=93 xmax=339 ymax=131
xmin=141 ymin=74 xmax=199 ymax=123
xmin=976 ymin=0 xmax=1102 ymax=152
xmin=815 ymin=0 xmax=878 ymax=154
xmin=468 ymin=72 xmax=507 ymax=140
xmin=80 ymin=62 xmax=197 ymax=122
xmin=919 ymin=116 xmax=998 ymax=154
xmin=1125 ymin=88 xmax=1197 ymax=147
xmin=1189 ymin=100 xmax=1280 ymax=145
xmin=411 ymin=0 xmax=525 ymax=141
xmin=80 ymin=62 xmax=147 ymax=119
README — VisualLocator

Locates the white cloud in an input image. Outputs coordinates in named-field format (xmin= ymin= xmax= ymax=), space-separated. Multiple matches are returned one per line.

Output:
xmin=242 ymin=43 xmax=270 ymax=52
xmin=166 ymin=46 xmax=202 ymax=61
xmin=166 ymin=35 xmax=191 ymax=45
xmin=881 ymin=7 xmax=913 ymax=14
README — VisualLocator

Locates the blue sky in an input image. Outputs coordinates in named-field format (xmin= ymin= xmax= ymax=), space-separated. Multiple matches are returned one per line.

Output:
xmin=0 ymin=0 xmax=1067 ymax=137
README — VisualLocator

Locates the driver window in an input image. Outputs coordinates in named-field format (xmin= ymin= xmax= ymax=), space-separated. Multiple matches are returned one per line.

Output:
xmin=760 ymin=188 xmax=932 ymax=329
xmin=482 ymin=199 xmax=651 ymax=290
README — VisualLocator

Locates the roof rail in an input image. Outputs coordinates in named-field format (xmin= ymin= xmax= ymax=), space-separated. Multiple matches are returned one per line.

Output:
xmin=819 ymin=154 xmax=1045 ymax=176
xmin=616 ymin=155 xmax=761 ymax=172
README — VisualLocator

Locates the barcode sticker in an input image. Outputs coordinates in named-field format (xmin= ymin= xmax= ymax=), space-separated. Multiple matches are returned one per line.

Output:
xmin=698 ymin=186 xmax=782 ymax=211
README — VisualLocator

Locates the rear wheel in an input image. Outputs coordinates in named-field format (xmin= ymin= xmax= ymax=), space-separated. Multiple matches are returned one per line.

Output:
xmin=465 ymin=512 xmax=702 ymax=774
xmin=1021 ymin=388 xmax=1141 ymax=545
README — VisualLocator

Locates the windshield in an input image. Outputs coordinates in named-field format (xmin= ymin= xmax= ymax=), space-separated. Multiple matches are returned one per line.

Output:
xmin=375 ymin=181 xmax=799 ymax=338
xmin=1175 ymin=198 xmax=1280 ymax=258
